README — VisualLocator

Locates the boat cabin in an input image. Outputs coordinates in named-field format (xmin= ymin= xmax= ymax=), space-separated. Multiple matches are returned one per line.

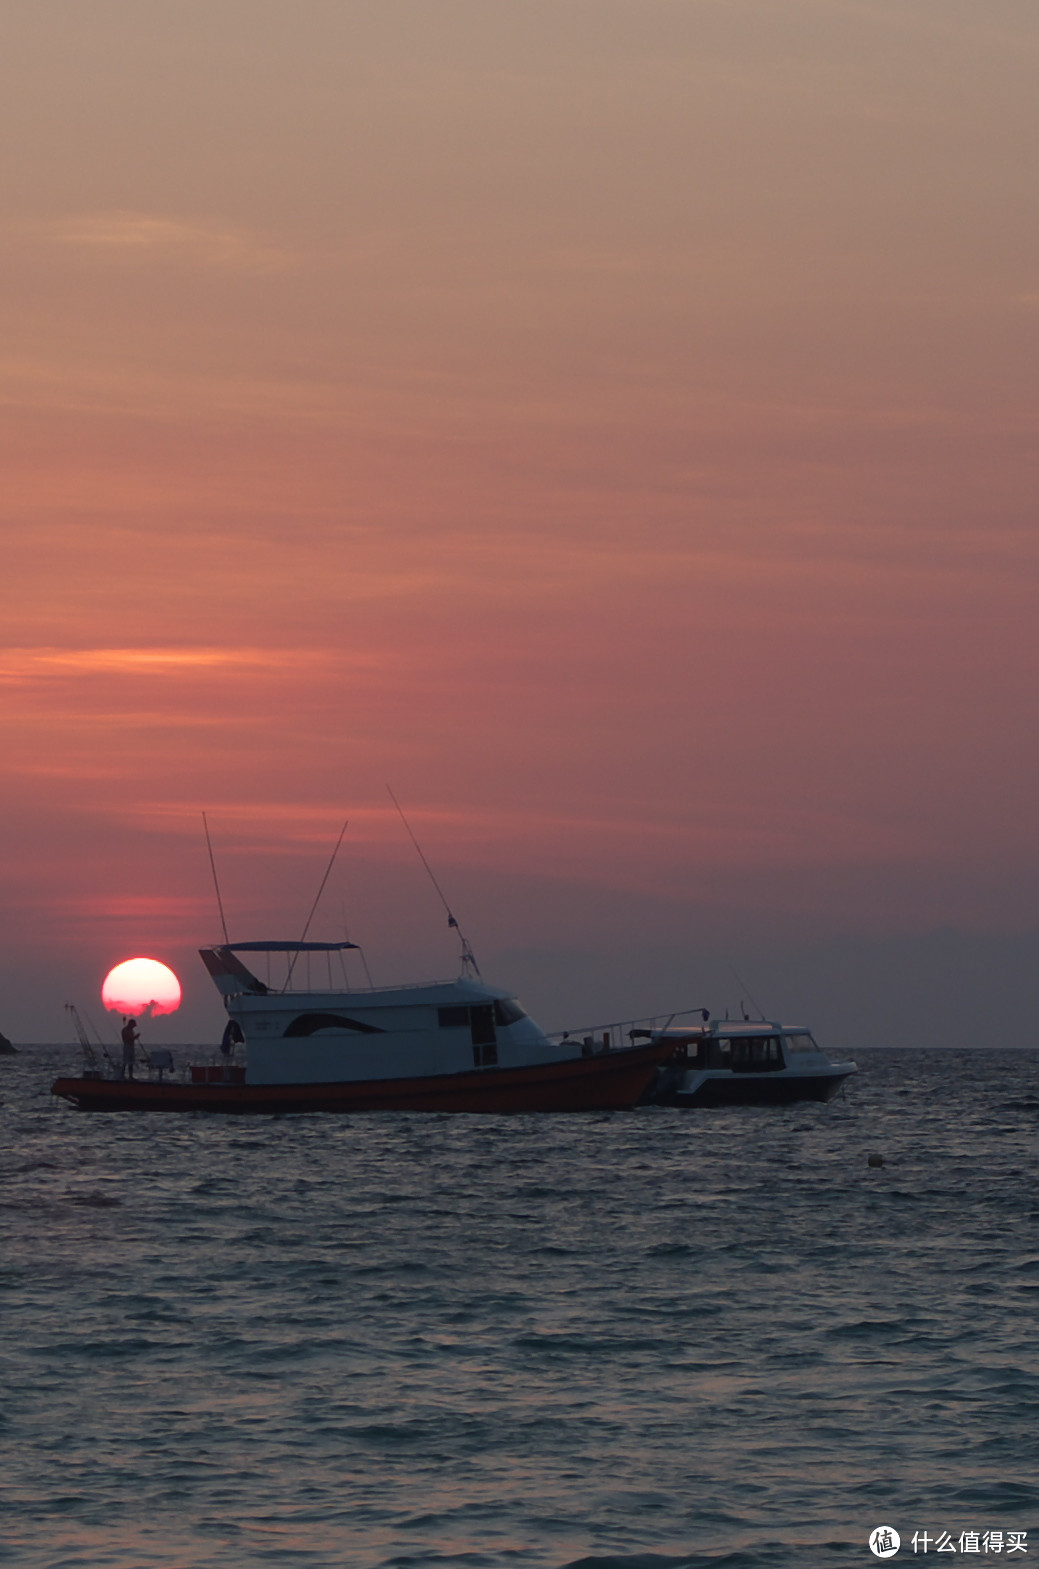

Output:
xmin=641 ymin=1018 xmax=856 ymax=1106
xmin=673 ymin=1025 xmax=824 ymax=1073
xmin=198 ymin=942 xmax=554 ymax=1085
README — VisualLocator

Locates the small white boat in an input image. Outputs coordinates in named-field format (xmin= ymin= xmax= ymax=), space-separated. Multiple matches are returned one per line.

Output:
xmin=638 ymin=1017 xmax=857 ymax=1106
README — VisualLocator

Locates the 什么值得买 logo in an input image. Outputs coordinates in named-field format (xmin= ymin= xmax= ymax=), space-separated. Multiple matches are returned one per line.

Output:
xmin=869 ymin=1526 xmax=900 ymax=1558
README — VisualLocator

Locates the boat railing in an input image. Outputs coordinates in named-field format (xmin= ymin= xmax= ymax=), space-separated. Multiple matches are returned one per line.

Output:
xmin=244 ymin=973 xmax=492 ymax=997
xmin=76 ymin=1049 xmax=246 ymax=1086
xmin=547 ymin=1006 xmax=711 ymax=1054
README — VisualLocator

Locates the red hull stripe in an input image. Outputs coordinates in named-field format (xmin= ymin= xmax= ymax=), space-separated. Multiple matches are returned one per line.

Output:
xmin=51 ymin=1041 xmax=673 ymax=1115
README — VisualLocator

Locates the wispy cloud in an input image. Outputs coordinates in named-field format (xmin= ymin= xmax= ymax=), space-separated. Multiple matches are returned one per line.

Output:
xmin=0 ymin=646 xmax=333 ymax=681
xmin=122 ymin=796 xmax=923 ymax=870
xmin=48 ymin=893 xmax=208 ymax=921
xmin=46 ymin=211 xmax=293 ymax=274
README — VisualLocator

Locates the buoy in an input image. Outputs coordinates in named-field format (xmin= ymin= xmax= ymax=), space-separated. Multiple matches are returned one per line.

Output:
xmin=867 ymin=1152 xmax=884 ymax=1168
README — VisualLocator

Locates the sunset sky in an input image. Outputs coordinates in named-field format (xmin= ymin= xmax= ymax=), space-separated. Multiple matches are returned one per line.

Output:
xmin=2 ymin=1 xmax=1037 ymax=1046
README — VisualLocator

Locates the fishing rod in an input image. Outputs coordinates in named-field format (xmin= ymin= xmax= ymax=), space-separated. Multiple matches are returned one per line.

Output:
xmin=285 ymin=819 xmax=350 ymax=988
xmin=386 ymin=785 xmax=480 ymax=977
xmin=202 ymin=811 xmax=230 ymax=945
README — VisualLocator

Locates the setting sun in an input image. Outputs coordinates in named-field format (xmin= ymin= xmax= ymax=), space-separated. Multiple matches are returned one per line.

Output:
xmin=101 ymin=956 xmax=182 ymax=1018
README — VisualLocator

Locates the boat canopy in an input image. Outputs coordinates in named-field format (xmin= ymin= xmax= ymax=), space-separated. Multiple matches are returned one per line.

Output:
xmin=200 ymin=942 xmax=360 ymax=997
xmin=220 ymin=941 xmax=359 ymax=952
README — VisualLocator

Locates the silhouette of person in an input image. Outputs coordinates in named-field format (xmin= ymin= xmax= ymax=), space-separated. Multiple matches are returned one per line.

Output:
xmin=121 ymin=1016 xmax=139 ymax=1080
xmin=220 ymin=1018 xmax=244 ymax=1058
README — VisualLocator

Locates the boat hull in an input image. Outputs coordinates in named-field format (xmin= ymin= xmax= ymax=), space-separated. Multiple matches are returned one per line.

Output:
xmin=51 ymin=1040 xmax=673 ymax=1115
xmin=662 ymin=1067 xmax=856 ymax=1108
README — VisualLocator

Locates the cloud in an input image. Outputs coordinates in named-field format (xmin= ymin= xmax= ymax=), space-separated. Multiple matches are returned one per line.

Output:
xmin=118 ymin=795 xmax=922 ymax=874
xmin=48 ymin=893 xmax=206 ymax=921
xmin=46 ymin=211 xmax=293 ymax=274
xmin=0 ymin=646 xmax=333 ymax=682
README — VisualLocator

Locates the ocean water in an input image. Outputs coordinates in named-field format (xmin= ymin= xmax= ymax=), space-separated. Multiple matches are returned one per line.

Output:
xmin=2 ymin=1045 xmax=1038 ymax=1569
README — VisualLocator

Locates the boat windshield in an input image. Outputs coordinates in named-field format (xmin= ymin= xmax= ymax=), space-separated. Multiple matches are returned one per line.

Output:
xmin=494 ymin=998 xmax=527 ymax=1026
xmin=783 ymin=1033 xmax=818 ymax=1054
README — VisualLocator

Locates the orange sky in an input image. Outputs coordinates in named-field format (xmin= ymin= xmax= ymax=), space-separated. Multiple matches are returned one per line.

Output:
xmin=1 ymin=2 xmax=1037 ymax=1041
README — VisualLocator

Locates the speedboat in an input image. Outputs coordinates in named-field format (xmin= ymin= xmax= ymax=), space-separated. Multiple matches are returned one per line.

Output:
xmin=51 ymin=941 xmax=674 ymax=1114
xmin=638 ymin=1017 xmax=856 ymax=1106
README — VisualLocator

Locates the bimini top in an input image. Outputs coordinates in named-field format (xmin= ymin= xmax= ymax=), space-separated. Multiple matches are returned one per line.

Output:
xmin=219 ymin=941 xmax=359 ymax=953
xmin=201 ymin=942 xmax=360 ymax=996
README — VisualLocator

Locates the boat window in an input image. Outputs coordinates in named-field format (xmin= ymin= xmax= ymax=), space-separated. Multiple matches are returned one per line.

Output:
xmin=493 ymin=998 xmax=527 ymax=1027
xmin=438 ymin=1003 xmax=500 ymax=1047
xmin=469 ymin=1005 xmax=497 ymax=1047
xmin=784 ymin=1033 xmax=817 ymax=1054
xmin=728 ymin=1035 xmax=783 ymax=1072
xmin=473 ymin=1041 xmax=498 ymax=1068
xmin=438 ymin=1006 xmax=470 ymax=1029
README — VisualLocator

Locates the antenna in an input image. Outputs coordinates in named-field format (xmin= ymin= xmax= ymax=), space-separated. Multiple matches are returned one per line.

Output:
xmin=386 ymin=785 xmax=480 ymax=977
xmin=727 ymin=963 xmax=767 ymax=1021
xmin=285 ymin=819 xmax=349 ymax=987
xmin=202 ymin=812 xmax=230 ymax=944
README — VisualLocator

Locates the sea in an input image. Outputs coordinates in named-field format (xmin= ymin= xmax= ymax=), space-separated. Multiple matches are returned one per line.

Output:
xmin=2 ymin=1045 xmax=1038 ymax=1569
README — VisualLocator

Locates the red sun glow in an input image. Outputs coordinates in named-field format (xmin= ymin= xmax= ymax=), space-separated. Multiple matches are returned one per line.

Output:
xmin=101 ymin=957 xmax=182 ymax=1018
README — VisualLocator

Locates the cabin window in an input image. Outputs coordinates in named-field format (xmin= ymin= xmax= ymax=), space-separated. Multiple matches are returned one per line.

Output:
xmin=472 ymin=1041 xmax=499 ymax=1068
xmin=438 ymin=1003 xmax=499 ymax=1049
xmin=469 ymin=1005 xmax=497 ymax=1047
xmin=709 ymin=1036 xmax=783 ymax=1070
xmin=438 ymin=1006 xmax=469 ymax=1028
xmin=784 ymin=1033 xmax=817 ymax=1054
xmin=728 ymin=1035 xmax=783 ymax=1072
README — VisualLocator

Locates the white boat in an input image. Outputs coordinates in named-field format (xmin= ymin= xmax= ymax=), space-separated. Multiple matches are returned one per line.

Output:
xmin=52 ymin=941 xmax=673 ymax=1114
xmin=638 ymin=1016 xmax=857 ymax=1106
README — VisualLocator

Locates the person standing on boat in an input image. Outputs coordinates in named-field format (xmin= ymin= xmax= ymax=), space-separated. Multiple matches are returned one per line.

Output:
xmin=120 ymin=1016 xmax=139 ymax=1080
xmin=220 ymin=1018 xmax=243 ymax=1058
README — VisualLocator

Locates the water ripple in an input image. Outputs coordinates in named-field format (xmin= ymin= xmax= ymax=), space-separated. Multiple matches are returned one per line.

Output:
xmin=2 ymin=1045 xmax=1037 ymax=1567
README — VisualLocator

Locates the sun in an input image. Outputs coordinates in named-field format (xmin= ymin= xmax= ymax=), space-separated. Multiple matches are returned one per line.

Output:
xmin=101 ymin=957 xmax=182 ymax=1018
